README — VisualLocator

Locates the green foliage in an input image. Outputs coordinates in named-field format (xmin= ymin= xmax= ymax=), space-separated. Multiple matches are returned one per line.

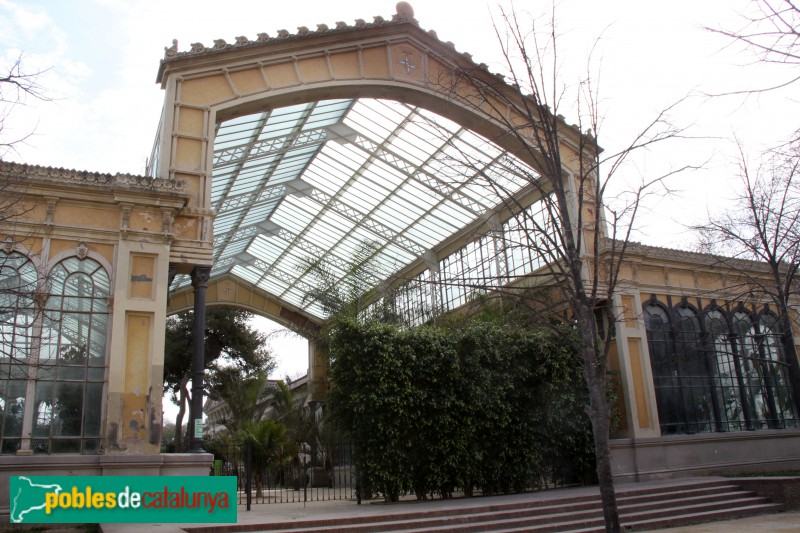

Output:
xmin=163 ymin=307 xmax=274 ymax=408
xmin=328 ymin=318 xmax=595 ymax=501
xmin=301 ymin=240 xmax=382 ymax=322
xmin=208 ymin=369 xmax=269 ymax=435
xmin=270 ymin=380 xmax=316 ymax=445
xmin=237 ymin=418 xmax=290 ymax=497
xmin=237 ymin=418 xmax=288 ymax=465
xmin=163 ymin=307 xmax=274 ymax=449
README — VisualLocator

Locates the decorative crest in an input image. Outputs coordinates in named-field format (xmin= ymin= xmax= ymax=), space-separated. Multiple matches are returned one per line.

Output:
xmin=76 ymin=242 xmax=89 ymax=261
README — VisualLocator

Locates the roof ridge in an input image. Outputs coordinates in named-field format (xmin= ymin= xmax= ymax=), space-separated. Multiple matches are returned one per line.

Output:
xmin=162 ymin=3 xmax=419 ymax=61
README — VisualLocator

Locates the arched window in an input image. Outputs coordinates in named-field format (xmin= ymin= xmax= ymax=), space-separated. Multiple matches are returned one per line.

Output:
xmin=751 ymin=313 xmax=798 ymax=429
xmin=704 ymin=309 xmax=746 ymax=431
xmin=644 ymin=301 xmax=693 ymax=434
xmin=0 ymin=253 xmax=38 ymax=453
xmin=645 ymin=300 xmax=799 ymax=436
xmin=33 ymin=257 xmax=110 ymax=453
xmin=672 ymin=304 xmax=717 ymax=433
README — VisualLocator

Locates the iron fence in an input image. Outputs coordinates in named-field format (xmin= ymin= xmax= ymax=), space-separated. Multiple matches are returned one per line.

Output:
xmin=207 ymin=440 xmax=356 ymax=506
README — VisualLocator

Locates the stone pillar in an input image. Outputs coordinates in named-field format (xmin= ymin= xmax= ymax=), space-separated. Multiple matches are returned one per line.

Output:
xmin=612 ymin=291 xmax=660 ymax=439
xmin=190 ymin=266 xmax=210 ymax=453
xmin=105 ymin=241 xmax=171 ymax=454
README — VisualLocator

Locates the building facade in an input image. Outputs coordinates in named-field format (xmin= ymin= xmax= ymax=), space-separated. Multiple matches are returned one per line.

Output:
xmin=1 ymin=2 xmax=799 ymax=516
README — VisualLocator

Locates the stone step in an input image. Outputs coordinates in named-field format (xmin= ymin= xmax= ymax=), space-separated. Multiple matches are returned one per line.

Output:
xmin=190 ymin=480 xmax=742 ymax=533
xmin=620 ymin=491 xmax=767 ymax=514
xmin=184 ymin=479 xmax=784 ymax=533
xmin=621 ymin=502 xmax=786 ymax=532
xmin=616 ymin=484 xmax=747 ymax=505
xmin=615 ymin=478 xmax=734 ymax=496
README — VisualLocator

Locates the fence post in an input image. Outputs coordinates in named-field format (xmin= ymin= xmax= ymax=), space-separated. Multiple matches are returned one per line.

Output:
xmin=303 ymin=452 xmax=307 ymax=507
xmin=356 ymin=463 xmax=362 ymax=505
xmin=246 ymin=443 xmax=252 ymax=512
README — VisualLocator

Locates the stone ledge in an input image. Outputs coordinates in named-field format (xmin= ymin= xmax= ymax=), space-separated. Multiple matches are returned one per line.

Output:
xmin=0 ymin=453 xmax=214 ymax=518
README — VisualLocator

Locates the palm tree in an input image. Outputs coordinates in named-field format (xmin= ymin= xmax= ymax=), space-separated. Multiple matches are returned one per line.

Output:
xmin=237 ymin=419 xmax=288 ymax=498
xmin=210 ymin=368 xmax=269 ymax=435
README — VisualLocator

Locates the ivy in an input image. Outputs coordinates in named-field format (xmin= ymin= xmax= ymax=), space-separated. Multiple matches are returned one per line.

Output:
xmin=328 ymin=318 xmax=595 ymax=502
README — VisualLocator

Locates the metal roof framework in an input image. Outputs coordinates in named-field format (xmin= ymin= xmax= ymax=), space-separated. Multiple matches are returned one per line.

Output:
xmin=172 ymin=97 xmax=538 ymax=320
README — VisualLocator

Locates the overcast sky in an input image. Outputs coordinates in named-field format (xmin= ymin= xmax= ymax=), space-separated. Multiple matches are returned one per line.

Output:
xmin=2 ymin=0 xmax=798 ymax=386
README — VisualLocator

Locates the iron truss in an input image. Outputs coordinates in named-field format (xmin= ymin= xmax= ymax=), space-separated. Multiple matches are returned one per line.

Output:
xmin=172 ymin=98 xmax=535 ymax=318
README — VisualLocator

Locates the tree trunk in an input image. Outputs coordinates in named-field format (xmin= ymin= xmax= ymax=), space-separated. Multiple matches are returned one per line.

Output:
xmin=589 ymin=378 xmax=620 ymax=533
xmin=577 ymin=304 xmax=621 ymax=533
xmin=174 ymin=373 xmax=190 ymax=452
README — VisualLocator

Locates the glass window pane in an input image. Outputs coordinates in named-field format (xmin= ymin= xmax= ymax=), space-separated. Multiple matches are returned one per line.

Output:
xmin=33 ymin=383 xmax=53 ymax=437
xmin=84 ymin=383 xmax=103 ymax=437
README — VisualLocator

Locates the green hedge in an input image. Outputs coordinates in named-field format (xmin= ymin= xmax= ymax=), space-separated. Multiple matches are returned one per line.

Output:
xmin=328 ymin=319 xmax=595 ymax=501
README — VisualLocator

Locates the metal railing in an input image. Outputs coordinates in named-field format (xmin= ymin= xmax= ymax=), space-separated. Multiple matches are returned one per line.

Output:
xmin=208 ymin=440 xmax=356 ymax=506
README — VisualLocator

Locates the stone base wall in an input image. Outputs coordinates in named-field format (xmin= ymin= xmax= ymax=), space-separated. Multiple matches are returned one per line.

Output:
xmin=611 ymin=430 xmax=800 ymax=482
xmin=735 ymin=477 xmax=800 ymax=510
xmin=0 ymin=453 xmax=213 ymax=520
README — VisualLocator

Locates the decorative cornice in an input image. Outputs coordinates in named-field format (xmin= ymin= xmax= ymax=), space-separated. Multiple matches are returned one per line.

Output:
xmin=605 ymin=238 xmax=774 ymax=274
xmin=0 ymin=161 xmax=187 ymax=195
xmin=116 ymin=173 xmax=186 ymax=192
xmin=160 ymin=4 xmax=419 ymax=63
xmin=153 ymin=3 xmax=592 ymax=145
xmin=183 ymin=206 xmax=217 ymax=217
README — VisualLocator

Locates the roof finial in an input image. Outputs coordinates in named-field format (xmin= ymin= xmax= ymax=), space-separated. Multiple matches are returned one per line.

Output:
xmin=396 ymin=2 xmax=414 ymax=20
xmin=164 ymin=39 xmax=178 ymax=57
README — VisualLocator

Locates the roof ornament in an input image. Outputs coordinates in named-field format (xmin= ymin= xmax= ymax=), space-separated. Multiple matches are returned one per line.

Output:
xmin=395 ymin=2 xmax=416 ymax=23
xmin=400 ymin=56 xmax=416 ymax=74
xmin=335 ymin=21 xmax=348 ymax=30
xmin=235 ymin=36 xmax=249 ymax=46
xmin=354 ymin=18 xmax=367 ymax=28
xmin=317 ymin=24 xmax=329 ymax=32
xmin=277 ymin=29 xmax=290 ymax=38
xmin=297 ymin=26 xmax=310 ymax=36
xmin=164 ymin=39 xmax=178 ymax=58
xmin=213 ymin=39 xmax=227 ymax=49
xmin=257 ymin=32 xmax=270 ymax=42
xmin=396 ymin=2 xmax=414 ymax=19
xmin=191 ymin=42 xmax=205 ymax=53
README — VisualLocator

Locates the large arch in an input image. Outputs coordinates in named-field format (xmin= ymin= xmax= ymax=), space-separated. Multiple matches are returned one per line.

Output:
xmin=152 ymin=7 xmax=597 ymax=423
xmin=167 ymin=273 xmax=321 ymax=334
xmin=153 ymin=7 xmax=588 ymax=270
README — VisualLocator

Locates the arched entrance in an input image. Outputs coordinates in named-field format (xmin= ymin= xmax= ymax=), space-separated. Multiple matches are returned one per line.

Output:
xmin=149 ymin=7 xmax=605 ymax=454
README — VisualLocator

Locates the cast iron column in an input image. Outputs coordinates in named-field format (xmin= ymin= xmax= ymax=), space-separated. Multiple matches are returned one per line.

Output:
xmin=190 ymin=265 xmax=211 ymax=453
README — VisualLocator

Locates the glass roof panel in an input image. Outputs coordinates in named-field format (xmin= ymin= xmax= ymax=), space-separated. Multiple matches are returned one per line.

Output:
xmin=416 ymin=106 xmax=462 ymax=134
xmin=231 ymin=265 xmax=261 ymax=285
xmin=219 ymin=240 xmax=248 ymax=258
xmin=200 ymin=97 xmax=540 ymax=318
xmin=248 ymin=236 xmax=285 ymax=263
xmin=258 ymin=278 xmax=290 ymax=297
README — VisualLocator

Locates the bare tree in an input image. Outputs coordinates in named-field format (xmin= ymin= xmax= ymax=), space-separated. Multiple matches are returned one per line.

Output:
xmin=706 ymin=0 xmax=799 ymax=100
xmin=694 ymin=140 xmax=800 ymax=415
xmin=701 ymin=1 xmax=800 ymax=415
xmin=426 ymin=7 xmax=693 ymax=532
xmin=0 ymin=54 xmax=51 ymax=365
xmin=1 ymin=54 xmax=49 ymax=160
